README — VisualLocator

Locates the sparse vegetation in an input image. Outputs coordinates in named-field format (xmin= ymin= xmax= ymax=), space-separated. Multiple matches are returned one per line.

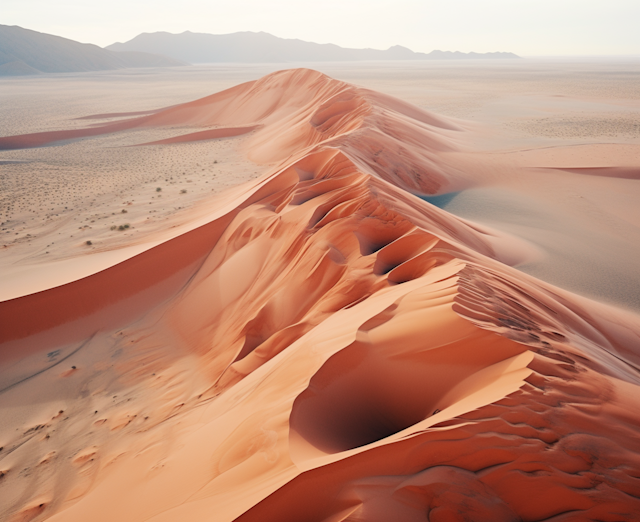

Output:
xmin=117 ymin=224 xmax=130 ymax=231
xmin=86 ymin=240 xmax=92 ymax=245
xmin=0 ymin=85 xmax=265 ymax=261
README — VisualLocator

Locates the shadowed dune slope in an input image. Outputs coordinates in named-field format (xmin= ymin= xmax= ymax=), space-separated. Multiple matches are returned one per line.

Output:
xmin=1 ymin=69 xmax=640 ymax=522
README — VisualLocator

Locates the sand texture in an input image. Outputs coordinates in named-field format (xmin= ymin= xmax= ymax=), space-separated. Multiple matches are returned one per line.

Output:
xmin=1 ymin=65 xmax=640 ymax=522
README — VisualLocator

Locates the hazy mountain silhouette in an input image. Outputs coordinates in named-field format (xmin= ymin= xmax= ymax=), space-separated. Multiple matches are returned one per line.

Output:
xmin=0 ymin=25 xmax=185 ymax=76
xmin=106 ymin=31 xmax=520 ymax=63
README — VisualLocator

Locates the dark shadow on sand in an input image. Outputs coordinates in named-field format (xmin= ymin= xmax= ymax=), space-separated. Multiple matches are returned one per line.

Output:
xmin=418 ymin=191 xmax=460 ymax=209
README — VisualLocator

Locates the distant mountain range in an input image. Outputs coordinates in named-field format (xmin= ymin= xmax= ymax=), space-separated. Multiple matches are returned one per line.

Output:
xmin=0 ymin=25 xmax=185 ymax=76
xmin=0 ymin=25 xmax=520 ymax=77
xmin=106 ymin=31 xmax=521 ymax=63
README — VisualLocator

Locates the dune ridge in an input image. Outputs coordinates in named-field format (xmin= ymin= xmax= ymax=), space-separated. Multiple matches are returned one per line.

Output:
xmin=0 ymin=69 xmax=466 ymax=196
xmin=1 ymin=69 xmax=640 ymax=522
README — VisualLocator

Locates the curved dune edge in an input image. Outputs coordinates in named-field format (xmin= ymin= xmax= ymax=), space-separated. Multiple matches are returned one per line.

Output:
xmin=0 ymin=172 xmax=280 ymax=304
xmin=136 ymin=125 xmax=260 ymax=146
xmin=1 ymin=69 xmax=640 ymax=522
xmin=74 ymin=109 xmax=164 ymax=120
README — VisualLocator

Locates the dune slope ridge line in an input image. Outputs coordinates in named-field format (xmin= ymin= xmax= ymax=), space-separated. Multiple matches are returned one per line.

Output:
xmin=1 ymin=69 xmax=640 ymax=522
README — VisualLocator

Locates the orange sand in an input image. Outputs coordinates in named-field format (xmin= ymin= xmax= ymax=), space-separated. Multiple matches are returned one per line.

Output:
xmin=1 ymin=69 xmax=640 ymax=522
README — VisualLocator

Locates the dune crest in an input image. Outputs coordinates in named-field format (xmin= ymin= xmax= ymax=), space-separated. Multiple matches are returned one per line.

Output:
xmin=1 ymin=69 xmax=640 ymax=522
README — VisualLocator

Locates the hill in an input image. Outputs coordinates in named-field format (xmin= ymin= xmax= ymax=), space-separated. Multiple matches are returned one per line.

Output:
xmin=0 ymin=24 xmax=186 ymax=76
xmin=106 ymin=31 xmax=520 ymax=63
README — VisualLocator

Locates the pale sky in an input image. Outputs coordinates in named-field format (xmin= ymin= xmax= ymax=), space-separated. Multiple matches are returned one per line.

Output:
xmin=3 ymin=0 xmax=640 ymax=56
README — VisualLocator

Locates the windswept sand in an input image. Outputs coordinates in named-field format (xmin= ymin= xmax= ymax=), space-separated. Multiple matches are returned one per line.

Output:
xmin=1 ymin=64 xmax=640 ymax=521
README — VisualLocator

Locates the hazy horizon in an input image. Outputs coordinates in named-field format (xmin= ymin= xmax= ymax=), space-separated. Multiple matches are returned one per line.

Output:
xmin=3 ymin=0 xmax=640 ymax=57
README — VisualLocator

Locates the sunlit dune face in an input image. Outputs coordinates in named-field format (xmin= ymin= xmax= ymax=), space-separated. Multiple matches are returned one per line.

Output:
xmin=289 ymin=283 xmax=527 ymax=458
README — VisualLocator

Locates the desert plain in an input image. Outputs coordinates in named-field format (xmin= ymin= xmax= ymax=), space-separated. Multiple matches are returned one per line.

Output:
xmin=1 ymin=59 xmax=640 ymax=521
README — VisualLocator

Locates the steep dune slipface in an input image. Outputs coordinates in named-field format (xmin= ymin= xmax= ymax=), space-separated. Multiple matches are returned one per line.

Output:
xmin=1 ymin=69 xmax=640 ymax=522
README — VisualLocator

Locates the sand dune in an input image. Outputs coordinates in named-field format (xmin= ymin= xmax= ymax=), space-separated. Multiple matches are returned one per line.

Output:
xmin=1 ymin=68 xmax=640 ymax=521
